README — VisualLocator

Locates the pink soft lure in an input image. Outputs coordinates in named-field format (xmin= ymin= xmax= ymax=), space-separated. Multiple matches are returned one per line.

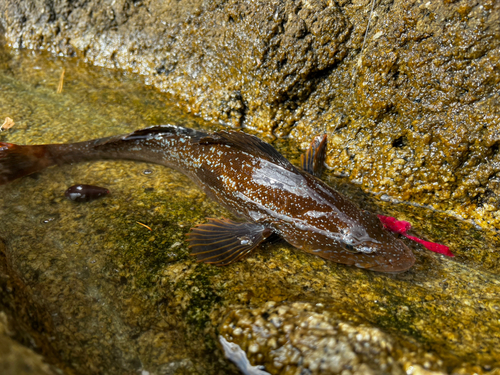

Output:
xmin=377 ymin=215 xmax=454 ymax=257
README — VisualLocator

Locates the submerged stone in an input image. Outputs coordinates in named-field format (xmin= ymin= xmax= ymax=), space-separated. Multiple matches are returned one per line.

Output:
xmin=219 ymin=301 xmax=443 ymax=375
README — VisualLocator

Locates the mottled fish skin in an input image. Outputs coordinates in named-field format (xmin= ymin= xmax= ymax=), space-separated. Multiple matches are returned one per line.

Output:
xmin=0 ymin=125 xmax=415 ymax=272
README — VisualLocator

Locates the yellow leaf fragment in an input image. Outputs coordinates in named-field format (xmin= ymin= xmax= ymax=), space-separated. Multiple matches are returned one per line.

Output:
xmin=57 ymin=68 xmax=65 ymax=94
xmin=1 ymin=117 xmax=15 ymax=131
xmin=136 ymin=221 xmax=153 ymax=231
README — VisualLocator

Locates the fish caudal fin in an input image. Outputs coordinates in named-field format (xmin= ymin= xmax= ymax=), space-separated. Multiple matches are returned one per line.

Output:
xmin=0 ymin=142 xmax=55 ymax=185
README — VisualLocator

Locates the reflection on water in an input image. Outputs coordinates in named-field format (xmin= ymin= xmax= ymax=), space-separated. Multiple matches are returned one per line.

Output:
xmin=0 ymin=43 xmax=226 ymax=275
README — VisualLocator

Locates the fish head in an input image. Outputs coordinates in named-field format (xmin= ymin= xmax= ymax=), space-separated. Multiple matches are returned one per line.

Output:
xmin=278 ymin=209 xmax=415 ymax=273
xmin=274 ymin=173 xmax=415 ymax=273
xmin=338 ymin=209 xmax=416 ymax=273
xmin=341 ymin=210 xmax=416 ymax=273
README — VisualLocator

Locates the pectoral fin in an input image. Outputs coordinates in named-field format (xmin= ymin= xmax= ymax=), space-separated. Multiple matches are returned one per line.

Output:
xmin=301 ymin=134 xmax=327 ymax=177
xmin=187 ymin=218 xmax=273 ymax=266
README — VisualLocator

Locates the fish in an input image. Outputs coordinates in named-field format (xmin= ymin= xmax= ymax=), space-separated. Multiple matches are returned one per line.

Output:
xmin=0 ymin=125 xmax=415 ymax=272
xmin=65 ymin=184 xmax=110 ymax=202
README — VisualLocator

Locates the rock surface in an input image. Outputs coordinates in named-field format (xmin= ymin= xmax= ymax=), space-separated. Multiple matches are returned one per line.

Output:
xmin=1 ymin=44 xmax=500 ymax=375
xmin=1 ymin=2 xmax=500 ymax=375
xmin=1 ymin=0 xmax=499 ymax=229
xmin=219 ymin=301 xmax=448 ymax=375
xmin=0 ymin=332 xmax=61 ymax=375
xmin=0 ymin=250 xmax=62 ymax=375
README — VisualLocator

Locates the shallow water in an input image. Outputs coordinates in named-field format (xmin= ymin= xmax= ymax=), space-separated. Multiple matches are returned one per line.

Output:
xmin=1 ymin=44 xmax=500 ymax=374
xmin=0 ymin=44 xmax=233 ymax=373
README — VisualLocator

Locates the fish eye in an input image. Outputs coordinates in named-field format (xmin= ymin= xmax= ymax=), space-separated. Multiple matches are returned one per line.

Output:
xmin=344 ymin=244 xmax=354 ymax=251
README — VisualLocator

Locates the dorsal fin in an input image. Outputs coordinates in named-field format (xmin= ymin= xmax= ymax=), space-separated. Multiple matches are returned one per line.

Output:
xmin=199 ymin=131 xmax=294 ymax=169
xmin=121 ymin=125 xmax=207 ymax=141
xmin=301 ymin=134 xmax=327 ymax=177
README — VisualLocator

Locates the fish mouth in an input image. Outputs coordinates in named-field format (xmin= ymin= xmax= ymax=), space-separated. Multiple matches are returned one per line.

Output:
xmin=355 ymin=230 xmax=416 ymax=273
xmin=368 ymin=261 xmax=414 ymax=273
xmin=363 ymin=250 xmax=416 ymax=273
xmin=351 ymin=238 xmax=416 ymax=273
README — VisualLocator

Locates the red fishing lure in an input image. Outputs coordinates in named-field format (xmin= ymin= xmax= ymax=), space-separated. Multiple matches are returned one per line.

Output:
xmin=377 ymin=214 xmax=453 ymax=257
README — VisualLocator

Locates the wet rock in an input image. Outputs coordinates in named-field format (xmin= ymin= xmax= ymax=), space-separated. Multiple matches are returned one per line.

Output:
xmin=0 ymin=248 xmax=62 ymax=375
xmin=219 ymin=301 xmax=446 ymax=375
xmin=1 ymin=21 xmax=500 ymax=375
xmin=0 ymin=0 xmax=499 ymax=228
xmin=0 ymin=332 xmax=61 ymax=375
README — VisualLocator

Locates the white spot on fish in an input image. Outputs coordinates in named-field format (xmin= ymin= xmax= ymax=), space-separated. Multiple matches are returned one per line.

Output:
xmin=238 ymin=236 xmax=253 ymax=246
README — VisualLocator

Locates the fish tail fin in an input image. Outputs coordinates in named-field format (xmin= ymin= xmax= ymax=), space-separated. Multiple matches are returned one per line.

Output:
xmin=0 ymin=142 xmax=57 ymax=185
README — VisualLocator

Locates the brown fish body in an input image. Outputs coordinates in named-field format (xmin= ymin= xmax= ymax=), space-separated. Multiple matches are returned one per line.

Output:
xmin=0 ymin=125 xmax=414 ymax=272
